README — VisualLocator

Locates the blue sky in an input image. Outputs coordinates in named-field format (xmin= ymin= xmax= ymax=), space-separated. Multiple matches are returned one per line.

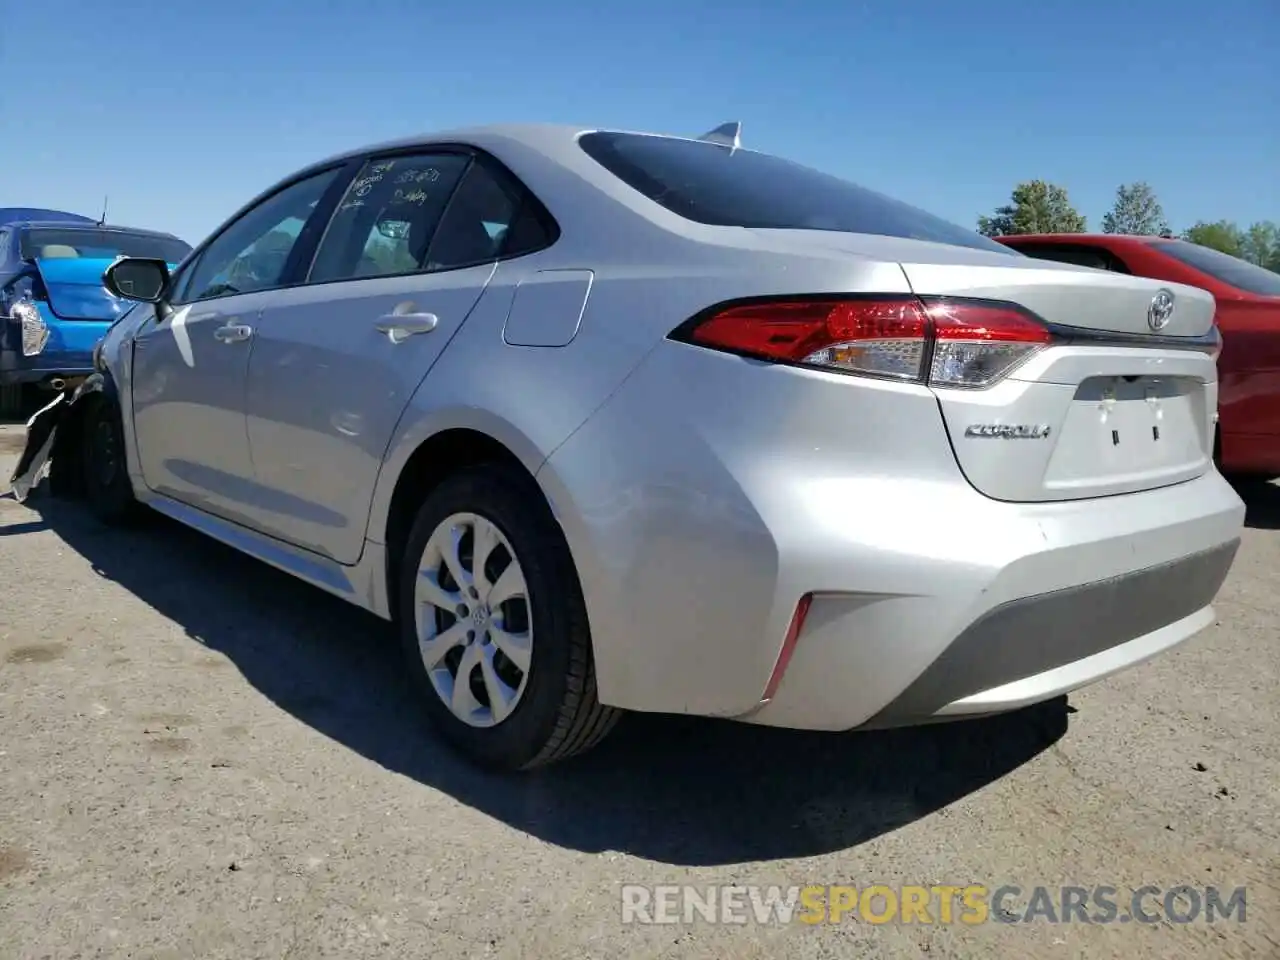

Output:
xmin=3 ymin=0 xmax=1275 ymax=246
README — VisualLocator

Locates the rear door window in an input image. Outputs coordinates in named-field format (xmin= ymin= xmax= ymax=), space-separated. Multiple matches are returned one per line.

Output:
xmin=307 ymin=154 xmax=470 ymax=283
xmin=579 ymin=130 xmax=1016 ymax=255
xmin=425 ymin=159 xmax=556 ymax=271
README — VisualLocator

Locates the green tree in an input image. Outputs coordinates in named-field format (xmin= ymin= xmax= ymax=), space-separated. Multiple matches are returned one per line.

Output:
xmin=977 ymin=180 xmax=1087 ymax=236
xmin=1101 ymin=182 xmax=1170 ymax=236
xmin=1240 ymin=220 xmax=1280 ymax=269
xmin=1181 ymin=220 xmax=1243 ymax=257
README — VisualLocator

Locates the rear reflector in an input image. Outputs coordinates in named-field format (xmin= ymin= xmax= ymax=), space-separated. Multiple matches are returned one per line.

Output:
xmin=672 ymin=295 xmax=1052 ymax=388
xmin=761 ymin=593 xmax=813 ymax=703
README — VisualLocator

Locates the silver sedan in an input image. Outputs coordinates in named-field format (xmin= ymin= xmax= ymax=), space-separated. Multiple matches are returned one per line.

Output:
xmin=46 ymin=121 xmax=1242 ymax=770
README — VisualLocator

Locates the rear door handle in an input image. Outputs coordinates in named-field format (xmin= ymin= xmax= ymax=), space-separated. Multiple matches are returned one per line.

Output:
xmin=213 ymin=323 xmax=253 ymax=343
xmin=375 ymin=312 xmax=438 ymax=344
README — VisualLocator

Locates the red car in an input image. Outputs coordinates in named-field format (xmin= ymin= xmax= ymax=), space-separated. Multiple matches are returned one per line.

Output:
xmin=997 ymin=234 xmax=1280 ymax=477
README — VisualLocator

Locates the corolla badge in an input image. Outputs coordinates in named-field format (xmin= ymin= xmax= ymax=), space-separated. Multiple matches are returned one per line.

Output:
xmin=964 ymin=424 xmax=1052 ymax=439
xmin=1147 ymin=289 xmax=1175 ymax=331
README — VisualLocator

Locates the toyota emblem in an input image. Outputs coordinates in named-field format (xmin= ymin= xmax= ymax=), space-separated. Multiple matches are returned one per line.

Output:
xmin=1148 ymin=290 xmax=1175 ymax=331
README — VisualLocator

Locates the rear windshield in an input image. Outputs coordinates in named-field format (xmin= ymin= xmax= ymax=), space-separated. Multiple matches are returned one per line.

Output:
xmin=578 ymin=131 xmax=1017 ymax=255
xmin=1153 ymin=240 xmax=1280 ymax=296
xmin=20 ymin=227 xmax=191 ymax=264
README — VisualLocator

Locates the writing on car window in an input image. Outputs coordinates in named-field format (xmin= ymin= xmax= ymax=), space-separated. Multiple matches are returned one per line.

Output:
xmin=310 ymin=155 xmax=470 ymax=283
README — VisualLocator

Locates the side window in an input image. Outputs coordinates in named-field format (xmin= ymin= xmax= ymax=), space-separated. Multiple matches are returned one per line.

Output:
xmin=308 ymin=154 xmax=470 ymax=283
xmin=426 ymin=160 xmax=554 ymax=271
xmin=174 ymin=168 xmax=342 ymax=304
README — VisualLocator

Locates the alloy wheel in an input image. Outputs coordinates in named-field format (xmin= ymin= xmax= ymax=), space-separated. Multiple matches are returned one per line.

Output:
xmin=413 ymin=512 xmax=533 ymax=727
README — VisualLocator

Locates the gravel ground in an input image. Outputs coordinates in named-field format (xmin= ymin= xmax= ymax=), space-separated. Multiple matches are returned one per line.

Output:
xmin=0 ymin=421 xmax=1277 ymax=959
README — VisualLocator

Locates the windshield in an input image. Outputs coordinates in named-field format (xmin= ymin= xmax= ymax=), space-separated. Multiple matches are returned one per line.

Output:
xmin=20 ymin=227 xmax=191 ymax=264
xmin=579 ymin=131 xmax=1017 ymax=255
xmin=1153 ymin=240 xmax=1280 ymax=297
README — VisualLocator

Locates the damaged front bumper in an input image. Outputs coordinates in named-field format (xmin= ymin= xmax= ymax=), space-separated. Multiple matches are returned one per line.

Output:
xmin=9 ymin=373 xmax=103 ymax=501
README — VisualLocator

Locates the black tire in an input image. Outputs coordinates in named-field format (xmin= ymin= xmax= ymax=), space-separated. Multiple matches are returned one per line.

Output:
xmin=80 ymin=394 xmax=142 ymax=525
xmin=396 ymin=463 xmax=621 ymax=771
xmin=47 ymin=404 xmax=86 ymax=500
xmin=0 ymin=383 xmax=22 ymax=420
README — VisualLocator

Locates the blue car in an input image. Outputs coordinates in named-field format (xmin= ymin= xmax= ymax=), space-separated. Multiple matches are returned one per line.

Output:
xmin=0 ymin=209 xmax=190 ymax=410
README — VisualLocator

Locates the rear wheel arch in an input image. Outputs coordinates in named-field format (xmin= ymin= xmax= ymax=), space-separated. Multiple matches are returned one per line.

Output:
xmin=383 ymin=428 xmax=548 ymax=614
xmin=384 ymin=430 xmax=620 ymax=768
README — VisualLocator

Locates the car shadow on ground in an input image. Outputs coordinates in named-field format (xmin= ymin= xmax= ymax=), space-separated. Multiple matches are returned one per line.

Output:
xmin=11 ymin=494 xmax=1069 ymax=867
xmin=1231 ymin=477 xmax=1280 ymax=531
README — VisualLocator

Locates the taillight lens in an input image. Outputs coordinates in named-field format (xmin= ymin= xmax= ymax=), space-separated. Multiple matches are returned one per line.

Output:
xmin=672 ymin=295 xmax=1052 ymax=389
xmin=924 ymin=298 xmax=1053 ymax=387
xmin=12 ymin=299 xmax=49 ymax=357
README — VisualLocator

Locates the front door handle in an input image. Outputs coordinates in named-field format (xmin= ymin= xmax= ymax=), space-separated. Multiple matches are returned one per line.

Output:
xmin=375 ymin=312 xmax=438 ymax=344
xmin=213 ymin=323 xmax=253 ymax=343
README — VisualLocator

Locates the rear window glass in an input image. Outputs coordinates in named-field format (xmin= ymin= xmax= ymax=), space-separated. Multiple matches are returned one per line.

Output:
xmin=578 ymin=131 xmax=1017 ymax=255
xmin=1009 ymin=243 xmax=1130 ymax=273
xmin=20 ymin=228 xmax=191 ymax=264
xmin=1153 ymin=241 xmax=1280 ymax=296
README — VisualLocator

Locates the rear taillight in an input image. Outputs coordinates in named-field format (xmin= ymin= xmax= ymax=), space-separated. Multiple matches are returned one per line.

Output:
xmin=12 ymin=299 xmax=48 ymax=357
xmin=924 ymin=298 xmax=1053 ymax=387
xmin=671 ymin=295 xmax=1052 ymax=389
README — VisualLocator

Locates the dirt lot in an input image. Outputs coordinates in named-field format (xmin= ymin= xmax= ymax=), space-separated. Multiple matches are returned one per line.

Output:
xmin=0 ymin=421 xmax=1277 ymax=959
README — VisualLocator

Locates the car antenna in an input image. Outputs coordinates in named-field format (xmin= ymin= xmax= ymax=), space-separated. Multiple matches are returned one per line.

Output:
xmin=697 ymin=121 xmax=742 ymax=153
xmin=97 ymin=195 xmax=108 ymax=226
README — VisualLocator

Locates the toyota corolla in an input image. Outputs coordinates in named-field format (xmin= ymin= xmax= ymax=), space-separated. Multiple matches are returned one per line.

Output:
xmin=26 ymin=121 xmax=1244 ymax=770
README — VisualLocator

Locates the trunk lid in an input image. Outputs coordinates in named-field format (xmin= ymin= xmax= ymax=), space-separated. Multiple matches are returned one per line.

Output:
xmin=902 ymin=255 xmax=1218 ymax=502
xmin=32 ymin=256 xmax=135 ymax=322
xmin=742 ymin=228 xmax=1221 ymax=502
xmin=899 ymin=256 xmax=1216 ymax=338
xmin=31 ymin=256 xmax=181 ymax=322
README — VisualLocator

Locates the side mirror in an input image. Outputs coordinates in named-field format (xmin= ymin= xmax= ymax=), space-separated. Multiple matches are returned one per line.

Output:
xmin=103 ymin=257 xmax=170 ymax=303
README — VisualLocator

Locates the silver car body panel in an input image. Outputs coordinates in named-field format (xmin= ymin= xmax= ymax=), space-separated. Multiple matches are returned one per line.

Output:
xmin=91 ymin=123 xmax=1244 ymax=730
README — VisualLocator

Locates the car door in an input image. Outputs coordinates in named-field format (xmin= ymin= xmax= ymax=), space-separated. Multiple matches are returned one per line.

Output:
xmin=131 ymin=167 xmax=347 ymax=522
xmin=240 ymin=151 xmax=536 ymax=562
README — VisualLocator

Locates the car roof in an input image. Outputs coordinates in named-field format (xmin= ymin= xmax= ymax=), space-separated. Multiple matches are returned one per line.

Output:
xmin=0 ymin=207 xmax=94 ymax=227
xmin=16 ymin=220 xmax=186 ymax=242
xmin=998 ymin=233 xmax=1168 ymax=246
xmin=309 ymin=122 xmax=644 ymax=164
xmin=288 ymin=122 xmax=729 ymax=183
xmin=205 ymin=122 xmax=733 ymax=261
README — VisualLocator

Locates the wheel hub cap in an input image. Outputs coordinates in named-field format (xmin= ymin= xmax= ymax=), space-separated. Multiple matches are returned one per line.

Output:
xmin=412 ymin=513 xmax=533 ymax=729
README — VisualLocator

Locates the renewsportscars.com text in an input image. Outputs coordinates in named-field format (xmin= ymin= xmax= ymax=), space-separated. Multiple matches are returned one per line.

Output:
xmin=620 ymin=884 xmax=1247 ymax=926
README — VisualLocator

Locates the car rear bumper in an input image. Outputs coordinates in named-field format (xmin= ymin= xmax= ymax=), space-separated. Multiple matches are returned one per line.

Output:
xmin=740 ymin=468 xmax=1242 ymax=731
xmin=0 ymin=347 xmax=94 ymax=384
xmin=763 ymin=536 xmax=1236 ymax=730
xmin=540 ymin=343 xmax=1247 ymax=728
